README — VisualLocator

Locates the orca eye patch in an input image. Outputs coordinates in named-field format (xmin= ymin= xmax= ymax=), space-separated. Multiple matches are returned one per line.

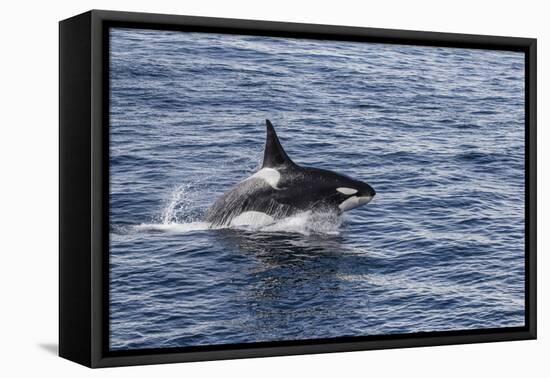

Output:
xmin=336 ymin=187 xmax=358 ymax=195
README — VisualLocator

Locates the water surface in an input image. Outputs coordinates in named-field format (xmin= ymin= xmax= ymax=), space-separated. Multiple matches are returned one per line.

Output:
xmin=109 ymin=28 xmax=525 ymax=351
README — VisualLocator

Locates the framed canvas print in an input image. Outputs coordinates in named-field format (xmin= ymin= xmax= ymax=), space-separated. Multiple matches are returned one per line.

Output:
xmin=59 ymin=10 xmax=537 ymax=368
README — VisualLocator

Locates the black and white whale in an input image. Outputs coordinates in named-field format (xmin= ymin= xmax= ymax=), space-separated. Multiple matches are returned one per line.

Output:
xmin=206 ymin=120 xmax=376 ymax=227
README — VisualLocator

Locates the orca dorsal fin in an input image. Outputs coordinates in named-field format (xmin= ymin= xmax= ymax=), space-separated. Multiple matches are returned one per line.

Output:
xmin=262 ymin=120 xmax=295 ymax=168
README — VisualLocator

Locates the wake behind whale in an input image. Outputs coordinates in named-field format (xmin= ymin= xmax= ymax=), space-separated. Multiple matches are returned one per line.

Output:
xmin=205 ymin=120 xmax=375 ymax=228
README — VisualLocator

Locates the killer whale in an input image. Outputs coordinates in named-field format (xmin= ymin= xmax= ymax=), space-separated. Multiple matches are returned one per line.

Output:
xmin=205 ymin=120 xmax=375 ymax=227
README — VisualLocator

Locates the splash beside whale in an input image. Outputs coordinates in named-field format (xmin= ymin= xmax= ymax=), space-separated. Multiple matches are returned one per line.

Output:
xmin=205 ymin=120 xmax=375 ymax=227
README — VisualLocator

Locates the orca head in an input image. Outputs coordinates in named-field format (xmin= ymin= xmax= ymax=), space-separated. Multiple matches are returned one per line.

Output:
xmin=332 ymin=176 xmax=376 ymax=212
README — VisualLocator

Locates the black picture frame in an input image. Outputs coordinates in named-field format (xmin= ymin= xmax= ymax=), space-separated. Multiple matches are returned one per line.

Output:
xmin=59 ymin=9 xmax=537 ymax=368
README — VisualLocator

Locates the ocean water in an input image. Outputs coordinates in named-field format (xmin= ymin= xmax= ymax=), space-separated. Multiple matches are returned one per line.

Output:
xmin=108 ymin=28 xmax=526 ymax=351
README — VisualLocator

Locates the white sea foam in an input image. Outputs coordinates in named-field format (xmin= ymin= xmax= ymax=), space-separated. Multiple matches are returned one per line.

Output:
xmin=135 ymin=210 xmax=341 ymax=236
xmin=248 ymin=211 xmax=342 ymax=235
xmin=134 ymin=222 xmax=213 ymax=233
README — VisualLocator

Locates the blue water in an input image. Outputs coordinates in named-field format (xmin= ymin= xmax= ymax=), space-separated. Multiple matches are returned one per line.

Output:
xmin=109 ymin=28 xmax=525 ymax=351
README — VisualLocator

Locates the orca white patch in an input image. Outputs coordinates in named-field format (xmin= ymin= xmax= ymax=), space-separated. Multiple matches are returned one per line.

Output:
xmin=337 ymin=187 xmax=358 ymax=195
xmin=339 ymin=195 xmax=373 ymax=211
xmin=230 ymin=211 xmax=274 ymax=227
xmin=246 ymin=168 xmax=281 ymax=189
